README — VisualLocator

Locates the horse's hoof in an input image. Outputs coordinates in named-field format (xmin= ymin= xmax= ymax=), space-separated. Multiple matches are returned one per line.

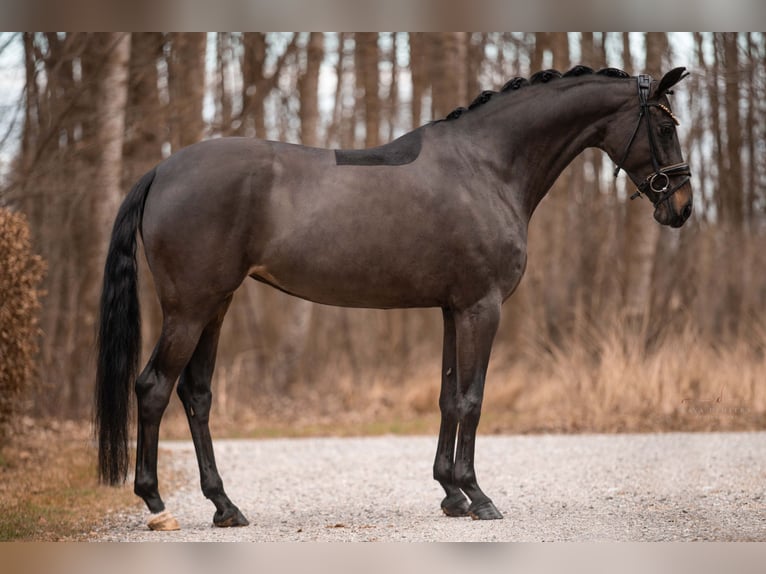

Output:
xmin=468 ymin=500 xmax=503 ymax=520
xmin=148 ymin=510 xmax=181 ymax=531
xmin=213 ymin=507 xmax=250 ymax=527
xmin=441 ymin=493 xmax=470 ymax=517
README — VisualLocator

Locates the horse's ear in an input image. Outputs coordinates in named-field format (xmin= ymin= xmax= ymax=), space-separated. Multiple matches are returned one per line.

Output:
xmin=656 ymin=67 xmax=689 ymax=96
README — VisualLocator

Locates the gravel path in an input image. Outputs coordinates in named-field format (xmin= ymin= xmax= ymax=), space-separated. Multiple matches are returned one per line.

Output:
xmin=96 ymin=432 xmax=766 ymax=541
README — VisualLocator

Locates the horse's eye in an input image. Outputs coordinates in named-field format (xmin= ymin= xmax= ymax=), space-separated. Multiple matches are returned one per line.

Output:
xmin=659 ymin=123 xmax=675 ymax=138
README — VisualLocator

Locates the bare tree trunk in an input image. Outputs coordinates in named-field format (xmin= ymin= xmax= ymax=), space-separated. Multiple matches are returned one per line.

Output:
xmin=409 ymin=33 xmax=428 ymax=127
xmin=710 ymin=35 xmax=725 ymax=223
xmin=20 ymin=33 xmax=40 ymax=178
xmin=213 ymin=33 xmax=235 ymax=136
xmin=530 ymin=33 xmax=548 ymax=72
xmin=430 ymin=33 xmax=467 ymax=119
xmin=548 ymin=33 xmax=569 ymax=70
xmin=22 ymin=35 xmax=67 ymax=413
xmin=622 ymin=33 xmax=665 ymax=332
xmin=721 ymin=33 xmax=746 ymax=338
xmin=239 ymin=33 xmax=300 ymax=141
xmin=722 ymin=33 xmax=743 ymax=226
xmin=299 ymin=33 xmax=324 ymax=147
xmin=28 ymin=33 xmax=111 ymax=415
xmin=168 ymin=32 xmax=206 ymax=150
xmin=466 ymin=33 xmax=484 ymax=101
xmin=123 ymin=32 xmax=165 ymax=365
xmin=622 ymin=32 xmax=634 ymax=74
xmin=387 ymin=33 xmax=400 ymax=141
xmin=339 ymin=33 xmax=357 ymax=149
xmin=92 ymin=33 xmax=132 ymax=267
xmin=325 ymin=33 xmax=346 ymax=147
xmin=354 ymin=33 xmax=380 ymax=147
xmin=535 ymin=32 xmax=572 ymax=346
xmin=451 ymin=33 xmax=468 ymax=106
xmin=745 ymin=33 xmax=757 ymax=229
xmin=75 ymin=33 xmax=131 ymax=413
xmin=240 ymin=33 xmax=267 ymax=138
xmin=123 ymin=33 xmax=164 ymax=188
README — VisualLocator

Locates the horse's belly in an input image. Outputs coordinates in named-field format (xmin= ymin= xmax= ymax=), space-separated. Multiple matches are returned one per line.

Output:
xmin=248 ymin=259 xmax=447 ymax=309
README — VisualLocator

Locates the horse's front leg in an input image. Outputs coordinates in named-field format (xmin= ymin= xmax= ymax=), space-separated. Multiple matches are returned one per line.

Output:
xmin=452 ymin=293 xmax=503 ymax=520
xmin=433 ymin=308 xmax=470 ymax=517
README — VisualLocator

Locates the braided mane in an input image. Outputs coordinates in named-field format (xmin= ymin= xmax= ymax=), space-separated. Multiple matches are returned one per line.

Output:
xmin=437 ymin=66 xmax=631 ymax=122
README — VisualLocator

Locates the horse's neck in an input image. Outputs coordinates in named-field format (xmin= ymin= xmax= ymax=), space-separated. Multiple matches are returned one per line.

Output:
xmin=463 ymin=80 xmax=631 ymax=220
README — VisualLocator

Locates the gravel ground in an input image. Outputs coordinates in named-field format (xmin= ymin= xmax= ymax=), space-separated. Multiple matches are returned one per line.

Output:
xmin=95 ymin=432 xmax=766 ymax=542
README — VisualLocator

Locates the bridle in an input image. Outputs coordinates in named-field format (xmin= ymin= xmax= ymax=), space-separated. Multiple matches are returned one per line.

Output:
xmin=613 ymin=74 xmax=691 ymax=207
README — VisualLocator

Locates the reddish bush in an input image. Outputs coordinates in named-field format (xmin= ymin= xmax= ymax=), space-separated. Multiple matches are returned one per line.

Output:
xmin=0 ymin=208 xmax=45 ymax=441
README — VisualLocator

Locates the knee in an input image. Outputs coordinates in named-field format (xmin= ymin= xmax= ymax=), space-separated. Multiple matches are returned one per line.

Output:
xmin=456 ymin=393 xmax=482 ymax=421
xmin=439 ymin=397 xmax=457 ymax=419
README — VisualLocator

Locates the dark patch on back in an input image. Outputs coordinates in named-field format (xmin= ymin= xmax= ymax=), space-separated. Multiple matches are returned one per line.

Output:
xmin=335 ymin=129 xmax=423 ymax=166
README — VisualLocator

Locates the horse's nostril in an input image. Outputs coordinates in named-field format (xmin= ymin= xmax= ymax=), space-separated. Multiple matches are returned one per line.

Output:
xmin=681 ymin=203 xmax=692 ymax=220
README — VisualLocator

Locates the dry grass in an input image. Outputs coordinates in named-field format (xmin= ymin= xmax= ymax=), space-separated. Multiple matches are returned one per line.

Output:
xmin=0 ymin=417 xmax=192 ymax=541
xmin=0 ymin=419 xmax=141 ymax=541
xmin=480 ymin=323 xmax=766 ymax=434
xmin=179 ymin=319 xmax=766 ymax=439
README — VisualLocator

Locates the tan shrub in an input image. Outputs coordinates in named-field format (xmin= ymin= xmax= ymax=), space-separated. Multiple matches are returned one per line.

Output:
xmin=0 ymin=208 xmax=45 ymax=441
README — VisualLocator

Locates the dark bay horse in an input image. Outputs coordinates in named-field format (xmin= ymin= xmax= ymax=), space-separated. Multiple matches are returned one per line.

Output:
xmin=95 ymin=66 xmax=693 ymax=530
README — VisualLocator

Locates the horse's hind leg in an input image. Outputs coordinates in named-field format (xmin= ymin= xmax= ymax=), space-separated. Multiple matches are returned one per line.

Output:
xmin=176 ymin=295 xmax=249 ymax=527
xmin=134 ymin=311 xmax=207 ymax=530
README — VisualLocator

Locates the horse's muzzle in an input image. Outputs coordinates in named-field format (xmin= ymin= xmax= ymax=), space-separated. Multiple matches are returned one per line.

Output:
xmin=655 ymin=196 xmax=692 ymax=228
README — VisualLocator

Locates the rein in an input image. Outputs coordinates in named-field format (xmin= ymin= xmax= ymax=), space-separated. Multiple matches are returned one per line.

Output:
xmin=613 ymin=74 xmax=691 ymax=207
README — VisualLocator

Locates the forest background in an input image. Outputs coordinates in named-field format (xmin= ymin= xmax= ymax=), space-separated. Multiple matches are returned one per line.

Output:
xmin=1 ymin=32 xmax=764 ymax=438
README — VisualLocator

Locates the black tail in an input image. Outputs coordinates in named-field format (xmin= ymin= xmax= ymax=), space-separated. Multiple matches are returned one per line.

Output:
xmin=95 ymin=168 xmax=156 ymax=485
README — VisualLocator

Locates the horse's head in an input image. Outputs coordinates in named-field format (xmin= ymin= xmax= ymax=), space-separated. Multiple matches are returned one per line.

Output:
xmin=607 ymin=67 xmax=693 ymax=228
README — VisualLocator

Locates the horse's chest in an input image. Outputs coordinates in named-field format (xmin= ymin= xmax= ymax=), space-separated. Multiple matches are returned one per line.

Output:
xmin=496 ymin=235 xmax=528 ymax=300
